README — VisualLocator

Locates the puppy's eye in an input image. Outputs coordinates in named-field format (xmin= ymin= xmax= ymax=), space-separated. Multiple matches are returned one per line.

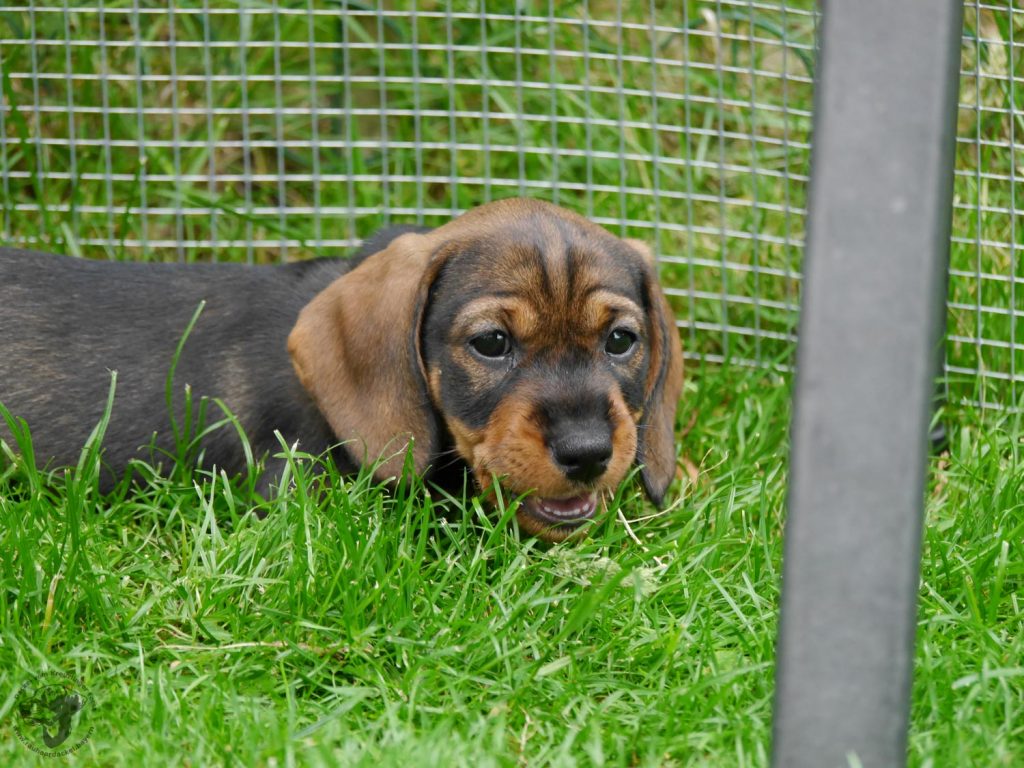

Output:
xmin=469 ymin=330 xmax=511 ymax=359
xmin=605 ymin=328 xmax=637 ymax=357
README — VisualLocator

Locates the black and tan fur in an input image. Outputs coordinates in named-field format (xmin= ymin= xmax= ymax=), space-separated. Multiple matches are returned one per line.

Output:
xmin=0 ymin=198 xmax=683 ymax=541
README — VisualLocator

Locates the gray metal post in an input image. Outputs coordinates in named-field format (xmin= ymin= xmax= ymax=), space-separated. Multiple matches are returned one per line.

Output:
xmin=771 ymin=1 xmax=963 ymax=766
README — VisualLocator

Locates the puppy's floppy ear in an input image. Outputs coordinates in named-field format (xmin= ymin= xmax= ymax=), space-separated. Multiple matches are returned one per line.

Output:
xmin=288 ymin=232 xmax=442 ymax=482
xmin=628 ymin=239 xmax=684 ymax=506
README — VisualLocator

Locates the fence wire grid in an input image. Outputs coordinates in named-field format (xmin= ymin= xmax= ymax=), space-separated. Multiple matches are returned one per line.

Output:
xmin=0 ymin=2 xmax=1019 ymax=409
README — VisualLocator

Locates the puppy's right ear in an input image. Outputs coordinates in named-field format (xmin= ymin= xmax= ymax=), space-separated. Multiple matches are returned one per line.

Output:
xmin=287 ymin=232 xmax=442 ymax=482
xmin=628 ymin=240 xmax=684 ymax=507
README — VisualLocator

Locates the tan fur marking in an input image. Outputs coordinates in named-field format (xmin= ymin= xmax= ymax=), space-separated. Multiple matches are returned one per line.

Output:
xmin=439 ymin=382 xmax=638 ymax=541
xmin=428 ymin=367 xmax=443 ymax=406
xmin=452 ymin=296 xmax=540 ymax=349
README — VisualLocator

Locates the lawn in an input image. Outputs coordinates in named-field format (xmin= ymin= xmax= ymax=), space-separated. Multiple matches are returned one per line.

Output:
xmin=1 ymin=2 xmax=1023 ymax=766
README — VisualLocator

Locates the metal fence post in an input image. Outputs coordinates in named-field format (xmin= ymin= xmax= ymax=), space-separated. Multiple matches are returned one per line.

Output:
xmin=771 ymin=1 xmax=963 ymax=766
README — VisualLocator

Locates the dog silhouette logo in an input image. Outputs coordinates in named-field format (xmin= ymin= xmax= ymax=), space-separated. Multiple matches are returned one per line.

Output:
xmin=14 ymin=671 xmax=94 ymax=757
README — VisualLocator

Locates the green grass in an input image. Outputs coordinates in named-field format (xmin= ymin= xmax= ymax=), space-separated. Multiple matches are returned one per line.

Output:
xmin=2 ymin=362 xmax=790 ymax=767
xmin=1 ymin=2 xmax=1023 ymax=766
xmin=2 ymin=366 xmax=1023 ymax=766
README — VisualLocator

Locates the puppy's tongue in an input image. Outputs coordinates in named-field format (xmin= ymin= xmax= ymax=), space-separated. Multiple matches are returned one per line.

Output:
xmin=523 ymin=492 xmax=598 ymax=525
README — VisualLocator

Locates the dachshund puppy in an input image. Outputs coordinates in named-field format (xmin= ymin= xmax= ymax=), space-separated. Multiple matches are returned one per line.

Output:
xmin=0 ymin=198 xmax=683 ymax=540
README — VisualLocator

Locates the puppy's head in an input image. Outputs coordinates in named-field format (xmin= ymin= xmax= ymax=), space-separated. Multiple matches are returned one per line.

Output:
xmin=289 ymin=198 xmax=683 ymax=541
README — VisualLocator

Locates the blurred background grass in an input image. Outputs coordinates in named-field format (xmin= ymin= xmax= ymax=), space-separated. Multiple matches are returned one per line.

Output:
xmin=2 ymin=0 xmax=815 ymax=373
xmin=3 ymin=2 xmax=1021 ymax=408
xmin=0 ymin=4 xmax=1019 ymax=409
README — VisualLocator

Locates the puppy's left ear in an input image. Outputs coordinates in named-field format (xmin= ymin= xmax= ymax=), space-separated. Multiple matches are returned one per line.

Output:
xmin=288 ymin=232 xmax=443 ymax=482
xmin=626 ymin=239 xmax=684 ymax=506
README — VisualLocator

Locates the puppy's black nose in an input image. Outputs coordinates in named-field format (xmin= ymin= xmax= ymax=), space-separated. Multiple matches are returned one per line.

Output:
xmin=551 ymin=431 xmax=612 ymax=484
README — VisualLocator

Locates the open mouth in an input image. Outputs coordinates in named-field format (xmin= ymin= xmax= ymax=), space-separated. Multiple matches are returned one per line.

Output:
xmin=520 ymin=491 xmax=599 ymax=528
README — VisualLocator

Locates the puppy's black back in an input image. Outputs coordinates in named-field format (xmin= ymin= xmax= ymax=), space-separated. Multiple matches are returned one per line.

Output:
xmin=0 ymin=245 xmax=387 ymax=489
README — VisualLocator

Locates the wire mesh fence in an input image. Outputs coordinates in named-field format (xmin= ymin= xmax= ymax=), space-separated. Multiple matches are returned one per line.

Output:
xmin=0 ymin=1 xmax=1019 ymax=409
xmin=953 ymin=2 xmax=1024 ymax=409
